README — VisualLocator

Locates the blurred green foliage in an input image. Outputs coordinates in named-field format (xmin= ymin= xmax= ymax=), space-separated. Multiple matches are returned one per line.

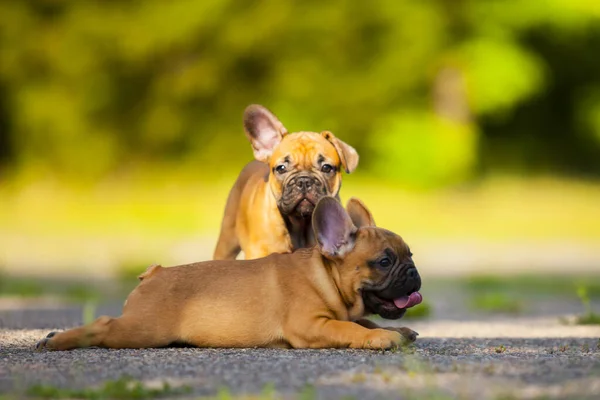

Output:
xmin=403 ymin=300 xmax=432 ymax=320
xmin=27 ymin=376 xmax=190 ymax=399
xmin=0 ymin=273 xmax=45 ymax=297
xmin=574 ymin=286 xmax=600 ymax=325
xmin=0 ymin=0 xmax=599 ymax=188
xmin=465 ymin=274 xmax=600 ymax=296
xmin=470 ymin=293 xmax=524 ymax=314
xmin=0 ymin=272 xmax=127 ymax=303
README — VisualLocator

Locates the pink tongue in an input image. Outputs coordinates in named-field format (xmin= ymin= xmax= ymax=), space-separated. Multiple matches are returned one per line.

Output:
xmin=393 ymin=292 xmax=423 ymax=309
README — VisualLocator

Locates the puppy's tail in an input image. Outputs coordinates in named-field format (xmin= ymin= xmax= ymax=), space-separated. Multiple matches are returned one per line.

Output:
xmin=138 ymin=264 xmax=162 ymax=281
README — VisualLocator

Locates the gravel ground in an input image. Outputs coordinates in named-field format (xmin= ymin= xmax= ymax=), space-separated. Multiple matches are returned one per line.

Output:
xmin=1 ymin=299 xmax=600 ymax=400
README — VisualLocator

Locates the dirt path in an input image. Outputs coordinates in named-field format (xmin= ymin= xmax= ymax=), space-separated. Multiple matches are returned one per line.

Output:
xmin=1 ymin=302 xmax=599 ymax=400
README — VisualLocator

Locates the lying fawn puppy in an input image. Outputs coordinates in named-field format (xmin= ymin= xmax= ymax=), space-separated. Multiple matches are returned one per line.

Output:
xmin=36 ymin=197 xmax=422 ymax=350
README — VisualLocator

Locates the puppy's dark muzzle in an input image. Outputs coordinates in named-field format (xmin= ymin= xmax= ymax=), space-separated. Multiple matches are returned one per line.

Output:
xmin=279 ymin=173 xmax=328 ymax=215
xmin=289 ymin=175 xmax=323 ymax=194
xmin=378 ymin=265 xmax=421 ymax=300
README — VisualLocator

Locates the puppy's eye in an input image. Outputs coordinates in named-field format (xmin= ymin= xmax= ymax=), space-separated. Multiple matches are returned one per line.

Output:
xmin=321 ymin=164 xmax=334 ymax=173
xmin=379 ymin=257 xmax=392 ymax=268
xmin=275 ymin=165 xmax=287 ymax=174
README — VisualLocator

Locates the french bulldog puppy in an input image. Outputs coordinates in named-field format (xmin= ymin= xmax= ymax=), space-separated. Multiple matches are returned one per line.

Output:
xmin=36 ymin=197 xmax=422 ymax=351
xmin=214 ymin=104 xmax=358 ymax=260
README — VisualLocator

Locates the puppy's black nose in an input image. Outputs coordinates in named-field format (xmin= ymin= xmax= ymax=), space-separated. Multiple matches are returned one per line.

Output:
xmin=406 ymin=267 xmax=421 ymax=291
xmin=296 ymin=176 xmax=313 ymax=191
xmin=407 ymin=268 xmax=419 ymax=280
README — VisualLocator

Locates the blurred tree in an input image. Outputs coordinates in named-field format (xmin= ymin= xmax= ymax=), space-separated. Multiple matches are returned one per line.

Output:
xmin=0 ymin=0 xmax=598 ymax=185
xmin=0 ymin=83 xmax=12 ymax=166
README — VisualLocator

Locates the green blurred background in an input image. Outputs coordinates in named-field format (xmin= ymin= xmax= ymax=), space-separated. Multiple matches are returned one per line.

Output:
xmin=0 ymin=0 xmax=599 ymax=281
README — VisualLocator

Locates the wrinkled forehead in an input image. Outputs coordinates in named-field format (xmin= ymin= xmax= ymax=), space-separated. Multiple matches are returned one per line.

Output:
xmin=357 ymin=227 xmax=411 ymax=256
xmin=271 ymin=132 xmax=340 ymax=166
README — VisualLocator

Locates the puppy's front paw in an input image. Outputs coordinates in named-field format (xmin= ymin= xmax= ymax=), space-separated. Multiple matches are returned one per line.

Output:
xmin=388 ymin=327 xmax=419 ymax=343
xmin=362 ymin=329 xmax=403 ymax=349
xmin=35 ymin=331 xmax=57 ymax=351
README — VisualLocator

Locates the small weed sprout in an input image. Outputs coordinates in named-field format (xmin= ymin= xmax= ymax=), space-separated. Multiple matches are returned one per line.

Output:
xmin=581 ymin=342 xmax=590 ymax=353
xmin=559 ymin=345 xmax=569 ymax=352
xmin=494 ymin=345 xmax=506 ymax=354
xmin=578 ymin=286 xmax=591 ymax=315
xmin=559 ymin=286 xmax=600 ymax=326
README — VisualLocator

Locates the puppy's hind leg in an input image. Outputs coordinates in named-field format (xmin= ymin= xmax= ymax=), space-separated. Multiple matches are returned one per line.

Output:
xmin=214 ymin=188 xmax=242 ymax=260
xmin=36 ymin=316 xmax=114 ymax=351
xmin=214 ymin=228 xmax=241 ymax=260
xmin=36 ymin=315 xmax=175 ymax=351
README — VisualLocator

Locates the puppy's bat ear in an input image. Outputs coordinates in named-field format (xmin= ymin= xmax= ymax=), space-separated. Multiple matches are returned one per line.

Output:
xmin=312 ymin=197 xmax=357 ymax=259
xmin=346 ymin=197 xmax=376 ymax=228
xmin=321 ymin=131 xmax=359 ymax=174
xmin=244 ymin=105 xmax=288 ymax=162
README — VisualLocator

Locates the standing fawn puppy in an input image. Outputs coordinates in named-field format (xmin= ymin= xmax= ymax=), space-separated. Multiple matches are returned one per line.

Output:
xmin=36 ymin=197 xmax=422 ymax=351
xmin=214 ymin=104 xmax=358 ymax=260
